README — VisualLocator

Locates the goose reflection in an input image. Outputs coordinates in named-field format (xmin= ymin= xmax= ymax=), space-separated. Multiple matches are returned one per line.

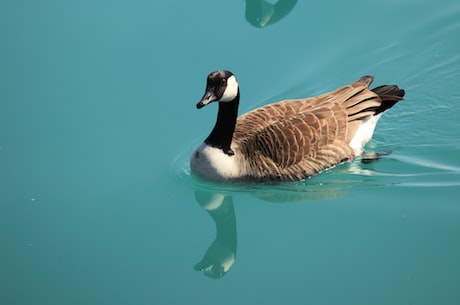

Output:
xmin=245 ymin=0 xmax=297 ymax=28
xmin=192 ymin=174 xmax=351 ymax=279
xmin=193 ymin=190 xmax=237 ymax=279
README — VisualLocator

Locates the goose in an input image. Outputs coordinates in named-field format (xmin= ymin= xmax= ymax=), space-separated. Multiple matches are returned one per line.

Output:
xmin=190 ymin=70 xmax=405 ymax=183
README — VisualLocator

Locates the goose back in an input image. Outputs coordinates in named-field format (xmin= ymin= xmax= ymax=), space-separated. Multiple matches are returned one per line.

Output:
xmin=231 ymin=77 xmax=397 ymax=182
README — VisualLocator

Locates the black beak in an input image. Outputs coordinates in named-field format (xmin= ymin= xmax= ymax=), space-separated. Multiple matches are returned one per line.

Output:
xmin=196 ymin=90 xmax=217 ymax=109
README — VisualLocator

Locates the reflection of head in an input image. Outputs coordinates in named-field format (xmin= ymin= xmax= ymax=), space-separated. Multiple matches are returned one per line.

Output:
xmin=245 ymin=0 xmax=297 ymax=28
xmin=194 ymin=252 xmax=235 ymax=279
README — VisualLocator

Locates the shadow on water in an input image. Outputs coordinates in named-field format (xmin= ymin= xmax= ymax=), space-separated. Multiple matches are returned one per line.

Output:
xmin=245 ymin=0 xmax=297 ymax=28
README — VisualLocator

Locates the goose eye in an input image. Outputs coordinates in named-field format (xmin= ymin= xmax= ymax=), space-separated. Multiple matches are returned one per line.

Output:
xmin=221 ymin=78 xmax=226 ymax=85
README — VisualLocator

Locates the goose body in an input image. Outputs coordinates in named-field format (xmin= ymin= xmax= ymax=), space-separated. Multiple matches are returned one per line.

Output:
xmin=191 ymin=70 xmax=405 ymax=183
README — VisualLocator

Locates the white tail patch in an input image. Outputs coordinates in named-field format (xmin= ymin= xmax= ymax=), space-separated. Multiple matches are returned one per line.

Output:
xmin=349 ymin=113 xmax=383 ymax=155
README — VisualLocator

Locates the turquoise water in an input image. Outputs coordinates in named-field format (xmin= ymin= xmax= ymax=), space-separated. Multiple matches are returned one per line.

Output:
xmin=1 ymin=0 xmax=460 ymax=304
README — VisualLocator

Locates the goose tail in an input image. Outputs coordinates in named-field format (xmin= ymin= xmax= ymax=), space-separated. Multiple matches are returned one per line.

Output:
xmin=357 ymin=75 xmax=405 ymax=114
xmin=348 ymin=77 xmax=406 ymax=155
xmin=371 ymin=84 xmax=405 ymax=114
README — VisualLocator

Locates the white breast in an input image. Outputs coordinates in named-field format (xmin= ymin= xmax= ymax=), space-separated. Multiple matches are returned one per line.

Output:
xmin=190 ymin=143 xmax=243 ymax=181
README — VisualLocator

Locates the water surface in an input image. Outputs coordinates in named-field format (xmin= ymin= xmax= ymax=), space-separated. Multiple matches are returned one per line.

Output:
xmin=1 ymin=0 xmax=460 ymax=304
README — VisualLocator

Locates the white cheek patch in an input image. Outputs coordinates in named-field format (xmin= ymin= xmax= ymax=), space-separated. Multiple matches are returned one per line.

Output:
xmin=220 ymin=75 xmax=239 ymax=102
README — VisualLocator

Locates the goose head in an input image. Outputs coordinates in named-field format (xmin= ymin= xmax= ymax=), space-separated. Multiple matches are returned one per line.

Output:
xmin=197 ymin=70 xmax=239 ymax=109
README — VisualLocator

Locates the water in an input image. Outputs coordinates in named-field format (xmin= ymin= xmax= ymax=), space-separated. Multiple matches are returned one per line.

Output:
xmin=1 ymin=0 xmax=459 ymax=304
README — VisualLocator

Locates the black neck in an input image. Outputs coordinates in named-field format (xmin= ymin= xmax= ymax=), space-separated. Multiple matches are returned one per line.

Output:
xmin=205 ymin=92 xmax=239 ymax=156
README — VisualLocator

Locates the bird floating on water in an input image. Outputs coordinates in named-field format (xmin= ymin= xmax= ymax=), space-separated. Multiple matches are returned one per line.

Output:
xmin=190 ymin=70 xmax=405 ymax=183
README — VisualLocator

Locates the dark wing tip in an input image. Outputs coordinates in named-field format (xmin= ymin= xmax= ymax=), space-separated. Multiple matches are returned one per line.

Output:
xmin=357 ymin=75 xmax=375 ymax=87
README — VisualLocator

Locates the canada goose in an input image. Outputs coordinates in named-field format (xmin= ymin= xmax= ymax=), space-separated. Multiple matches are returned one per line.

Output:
xmin=191 ymin=70 xmax=405 ymax=183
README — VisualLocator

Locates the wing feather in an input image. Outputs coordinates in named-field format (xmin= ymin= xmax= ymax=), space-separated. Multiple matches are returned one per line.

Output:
xmin=231 ymin=77 xmax=393 ymax=181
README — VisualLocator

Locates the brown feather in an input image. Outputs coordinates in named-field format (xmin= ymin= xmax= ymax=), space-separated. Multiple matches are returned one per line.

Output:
xmin=229 ymin=76 xmax=404 ymax=182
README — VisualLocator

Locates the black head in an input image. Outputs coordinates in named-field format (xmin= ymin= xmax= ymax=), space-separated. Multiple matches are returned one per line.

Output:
xmin=196 ymin=70 xmax=239 ymax=109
